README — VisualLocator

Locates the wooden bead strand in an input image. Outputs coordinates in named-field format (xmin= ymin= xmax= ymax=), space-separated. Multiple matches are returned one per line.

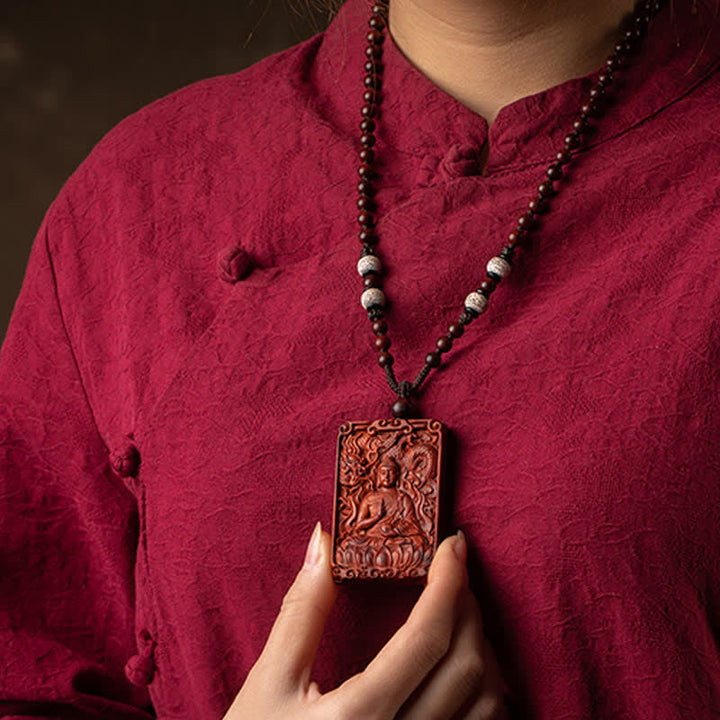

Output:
xmin=354 ymin=0 xmax=662 ymax=417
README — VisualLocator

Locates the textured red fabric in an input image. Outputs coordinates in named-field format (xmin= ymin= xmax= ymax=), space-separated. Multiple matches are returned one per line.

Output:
xmin=2 ymin=0 xmax=720 ymax=718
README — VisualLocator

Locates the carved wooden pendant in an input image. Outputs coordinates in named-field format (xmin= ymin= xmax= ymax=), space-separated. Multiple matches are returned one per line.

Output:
xmin=331 ymin=418 xmax=444 ymax=582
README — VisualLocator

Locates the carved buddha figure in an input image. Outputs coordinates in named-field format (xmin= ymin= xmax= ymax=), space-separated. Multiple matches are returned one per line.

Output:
xmin=353 ymin=456 xmax=425 ymax=541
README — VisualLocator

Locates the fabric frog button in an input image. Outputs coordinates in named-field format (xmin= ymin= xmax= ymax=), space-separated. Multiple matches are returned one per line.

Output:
xmin=110 ymin=441 xmax=141 ymax=478
xmin=124 ymin=630 xmax=157 ymax=687
xmin=217 ymin=244 xmax=253 ymax=283
xmin=439 ymin=143 xmax=484 ymax=179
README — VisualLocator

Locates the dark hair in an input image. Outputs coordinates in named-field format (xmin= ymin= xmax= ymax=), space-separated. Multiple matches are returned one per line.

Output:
xmin=290 ymin=0 xmax=345 ymax=23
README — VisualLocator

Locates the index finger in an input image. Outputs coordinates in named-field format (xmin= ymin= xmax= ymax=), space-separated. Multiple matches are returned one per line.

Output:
xmin=329 ymin=532 xmax=468 ymax=718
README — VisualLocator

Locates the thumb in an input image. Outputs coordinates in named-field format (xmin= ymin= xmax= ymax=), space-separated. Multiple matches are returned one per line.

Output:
xmin=258 ymin=522 xmax=338 ymax=692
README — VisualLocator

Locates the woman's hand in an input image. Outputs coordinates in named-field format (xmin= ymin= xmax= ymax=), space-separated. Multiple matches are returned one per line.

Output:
xmin=223 ymin=524 xmax=507 ymax=719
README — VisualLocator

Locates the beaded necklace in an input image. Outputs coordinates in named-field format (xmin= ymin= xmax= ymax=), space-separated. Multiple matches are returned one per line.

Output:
xmin=330 ymin=0 xmax=662 ymax=582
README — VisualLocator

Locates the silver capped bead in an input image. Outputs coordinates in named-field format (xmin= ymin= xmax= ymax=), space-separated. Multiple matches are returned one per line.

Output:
xmin=464 ymin=291 xmax=488 ymax=315
xmin=487 ymin=256 xmax=511 ymax=278
xmin=357 ymin=255 xmax=382 ymax=277
xmin=361 ymin=288 xmax=385 ymax=310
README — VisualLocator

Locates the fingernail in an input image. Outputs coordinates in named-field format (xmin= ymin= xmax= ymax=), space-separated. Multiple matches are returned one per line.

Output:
xmin=304 ymin=521 xmax=322 ymax=567
xmin=454 ymin=529 xmax=467 ymax=562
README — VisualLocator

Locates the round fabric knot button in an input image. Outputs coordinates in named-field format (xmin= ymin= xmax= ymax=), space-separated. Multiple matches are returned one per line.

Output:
xmin=440 ymin=143 xmax=483 ymax=179
xmin=217 ymin=245 xmax=253 ymax=284
xmin=110 ymin=442 xmax=141 ymax=478
xmin=124 ymin=632 xmax=156 ymax=687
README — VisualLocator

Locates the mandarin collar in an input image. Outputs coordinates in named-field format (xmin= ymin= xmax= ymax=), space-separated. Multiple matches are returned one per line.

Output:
xmin=317 ymin=0 xmax=720 ymax=177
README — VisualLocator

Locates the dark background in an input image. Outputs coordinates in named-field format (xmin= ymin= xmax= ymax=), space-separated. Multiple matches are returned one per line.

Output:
xmin=1 ymin=0 xmax=333 ymax=340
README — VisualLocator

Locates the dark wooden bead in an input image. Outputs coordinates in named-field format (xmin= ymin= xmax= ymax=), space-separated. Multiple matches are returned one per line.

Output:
xmin=378 ymin=352 xmax=394 ymax=367
xmin=372 ymin=320 xmax=388 ymax=335
xmin=425 ymin=351 xmax=442 ymax=368
xmin=507 ymin=231 xmax=520 ymax=246
xmin=364 ymin=274 xmax=381 ymax=289
xmin=363 ymin=90 xmax=377 ymax=104
xmin=392 ymin=398 xmax=411 ymax=418
xmin=516 ymin=212 xmax=534 ymax=230
xmin=358 ymin=212 xmax=374 ymax=227
xmin=479 ymin=277 xmax=496 ymax=294
xmin=360 ymin=133 xmax=376 ymax=147
xmin=360 ymin=118 xmax=376 ymax=133
xmin=538 ymin=181 xmax=555 ymax=197
xmin=357 ymin=196 xmax=376 ymax=211
xmin=369 ymin=15 xmax=386 ymax=30
xmin=367 ymin=30 xmax=384 ymax=45
xmin=357 ymin=181 xmax=375 ymax=196
xmin=597 ymin=72 xmax=614 ymax=86
xmin=499 ymin=246 xmax=516 ymax=261
xmin=572 ymin=117 xmax=588 ymax=132
xmin=364 ymin=74 xmax=380 ymax=88
xmin=546 ymin=163 xmax=563 ymax=180
xmin=364 ymin=60 xmax=377 ymax=74
xmin=359 ymin=148 xmax=374 ymax=164
xmin=605 ymin=55 xmax=620 ymax=70
xmin=436 ymin=336 xmax=452 ymax=353
xmin=361 ymin=104 xmax=377 ymax=119
xmin=528 ymin=197 xmax=546 ymax=214
xmin=459 ymin=310 xmax=475 ymax=324
xmin=365 ymin=45 xmax=383 ymax=60
xmin=589 ymin=86 xmax=605 ymax=100
xmin=556 ymin=149 xmax=572 ymax=164
xmin=372 ymin=3 xmax=388 ymax=16
xmin=358 ymin=164 xmax=374 ymax=179
xmin=359 ymin=229 xmax=378 ymax=244
xmin=564 ymin=132 xmax=580 ymax=149
xmin=614 ymin=41 xmax=632 ymax=55
xmin=374 ymin=334 xmax=390 ymax=350
xmin=448 ymin=323 xmax=464 ymax=338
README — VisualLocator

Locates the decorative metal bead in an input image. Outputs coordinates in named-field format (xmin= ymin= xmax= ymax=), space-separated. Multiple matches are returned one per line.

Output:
xmin=357 ymin=255 xmax=382 ymax=277
xmin=464 ymin=292 xmax=488 ymax=316
xmin=487 ymin=256 xmax=511 ymax=279
xmin=361 ymin=288 xmax=385 ymax=310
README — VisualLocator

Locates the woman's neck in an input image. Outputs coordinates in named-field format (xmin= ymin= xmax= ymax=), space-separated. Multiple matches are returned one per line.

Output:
xmin=388 ymin=0 xmax=635 ymax=124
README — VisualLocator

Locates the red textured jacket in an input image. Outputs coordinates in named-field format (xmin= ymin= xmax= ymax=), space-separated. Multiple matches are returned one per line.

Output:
xmin=2 ymin=0 xmax=720 ymax=717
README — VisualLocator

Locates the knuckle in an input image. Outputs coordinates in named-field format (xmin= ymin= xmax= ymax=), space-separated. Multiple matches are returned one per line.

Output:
xmin=455 ymin=652 xmax=486 ymax=695
xmin=474 ymin=693 xmax=502 ymax=720
xmin=412 ymin=625 xmax=452 ymax=666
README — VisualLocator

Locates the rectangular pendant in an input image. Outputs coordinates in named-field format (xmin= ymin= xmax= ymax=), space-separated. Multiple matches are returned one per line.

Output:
xmin=331 ymin=418 xmax=445 ymax=583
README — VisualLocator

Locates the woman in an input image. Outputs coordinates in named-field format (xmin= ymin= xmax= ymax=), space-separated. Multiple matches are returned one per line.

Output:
xmin=1 ymin=0 xmax=718 ymax=717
